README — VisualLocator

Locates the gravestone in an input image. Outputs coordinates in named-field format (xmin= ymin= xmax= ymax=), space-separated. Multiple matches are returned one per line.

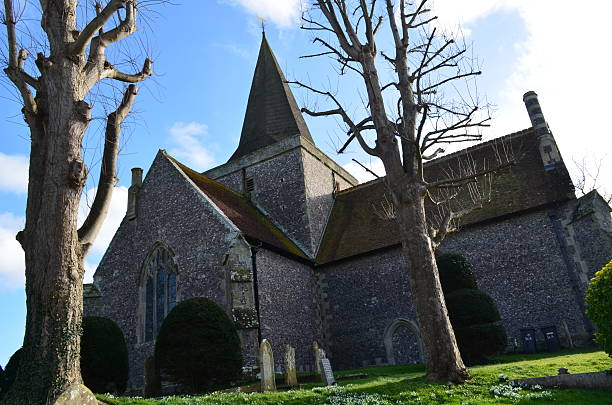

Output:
xmin=318 ymin=357 xmax=336 ymax=386
xmin=283 ymin=345 xmax=298 ymax=388
xmin=259 ymin=339 xmax=276 ymax=392
xmin=143 ymin=356 xmax=161 ymax=397
xmin=312 ymin=341 xmax=321 ymax=376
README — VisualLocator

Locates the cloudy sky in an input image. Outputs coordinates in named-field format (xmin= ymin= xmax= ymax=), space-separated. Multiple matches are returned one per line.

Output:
xmin=0 ymin=0 xmax=610 ymax=364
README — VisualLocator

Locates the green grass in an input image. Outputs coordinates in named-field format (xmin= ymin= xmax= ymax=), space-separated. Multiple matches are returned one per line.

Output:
xmin=98 ymin=349 xmax=611 ymax=405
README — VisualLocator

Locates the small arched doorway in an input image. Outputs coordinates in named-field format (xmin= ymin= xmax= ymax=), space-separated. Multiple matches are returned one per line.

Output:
xmin=384 ymin=318 xmax=423 ymax=365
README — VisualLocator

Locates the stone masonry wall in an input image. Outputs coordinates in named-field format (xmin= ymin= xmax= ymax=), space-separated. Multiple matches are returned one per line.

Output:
xmin=85 ymin=152 xmax=243 ymax=392
xmin=255 ymin=248 xmax=320 ymax=372
xmin=441 ymin=208 xmax=591 ymax=346
xmin=318 ymin=249 xmax=417 ymax=369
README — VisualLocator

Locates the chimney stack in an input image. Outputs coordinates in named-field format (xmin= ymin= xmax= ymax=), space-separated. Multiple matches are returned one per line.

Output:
xmin=127 ymin=168 xmax=143 ymax=220
xmin=522 ymin=91 xmax=561 ymax=170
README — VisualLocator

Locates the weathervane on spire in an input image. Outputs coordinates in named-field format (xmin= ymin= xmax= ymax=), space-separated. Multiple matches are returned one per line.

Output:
xmin=257 ymin=17 xmax=266 ymax=35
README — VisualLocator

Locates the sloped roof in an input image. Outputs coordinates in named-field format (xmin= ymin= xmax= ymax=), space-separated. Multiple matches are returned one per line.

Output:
xmin=316 ymin=129 xmax=575 ymax=264
xmin=166 ymin=153 xmax=307 ymax=259
xmin=228 ymin=35 xmax=313 ymax=162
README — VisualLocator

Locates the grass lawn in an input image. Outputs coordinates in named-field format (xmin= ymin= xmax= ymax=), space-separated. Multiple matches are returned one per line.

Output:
xmin=98 ymin=349 xmax=611 ymax=404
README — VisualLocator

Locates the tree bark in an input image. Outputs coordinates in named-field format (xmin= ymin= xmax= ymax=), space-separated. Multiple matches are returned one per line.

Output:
xmin=1 ymin=1 xmax=149 ymax=402
xmin=395 ymin=183 xmax=469 ymax=382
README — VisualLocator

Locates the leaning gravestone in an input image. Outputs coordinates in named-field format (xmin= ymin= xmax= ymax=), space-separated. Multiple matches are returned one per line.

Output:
xmin=259 ymin=339 xmax=276 ymax=392
xmin=318 ymin=357 xmax=336 ymax=386
xmin=284 ymin=345 xmax=298 ymax=388
xmin=52 ymin=383 xmax=97 ymax=405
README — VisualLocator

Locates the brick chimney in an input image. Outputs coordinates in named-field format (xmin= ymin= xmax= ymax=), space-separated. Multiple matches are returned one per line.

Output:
xmin=126 ymin=167 xmax=143 ymax=220
xmin=523 ymin=91 xmax=562 ymax=170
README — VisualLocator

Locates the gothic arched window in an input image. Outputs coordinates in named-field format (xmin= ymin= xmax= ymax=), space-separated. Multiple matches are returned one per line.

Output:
xmin=140 ymin=243 xmax=178 ymax=342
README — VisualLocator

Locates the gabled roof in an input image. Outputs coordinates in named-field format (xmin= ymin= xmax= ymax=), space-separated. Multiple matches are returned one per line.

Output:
xmin=166 ymin=153 xmax=307 ymax=259
xmin=228 ymin=35 xmax=313 ymax=162
xmin=316 ymin=129 xmax=575 ymax=265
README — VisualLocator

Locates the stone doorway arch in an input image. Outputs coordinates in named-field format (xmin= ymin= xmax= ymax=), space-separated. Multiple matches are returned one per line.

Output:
xmin=384 ymin=318 xmax=424 ymax=365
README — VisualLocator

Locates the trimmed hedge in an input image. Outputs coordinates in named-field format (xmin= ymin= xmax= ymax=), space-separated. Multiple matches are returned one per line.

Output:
xmin=155 ymin=297 xmax=243 ymax=393
xmin=80 ymin=316 xmax=129 ymax=394
xmin=438 ymin=253 xmax=507 ymax=364
xmin=586 ymin=259 xmax=612 ymax=356
xmin=0 ymin=348 xmax=22 ymax=400
xmin=436 ymin=253 xmax=478 ymax=293
xmin=446 ymin=289 xmax=501 ymax=328
xmin=455 ymin=324 xmax=507 ymax=364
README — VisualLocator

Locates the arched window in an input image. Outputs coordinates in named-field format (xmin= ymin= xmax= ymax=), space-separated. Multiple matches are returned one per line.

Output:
xmin=140 ymin=243 xmax=178 ymax=342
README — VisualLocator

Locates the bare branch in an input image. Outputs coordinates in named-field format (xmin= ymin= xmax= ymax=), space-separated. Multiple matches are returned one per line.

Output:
xmin=72 ymin=0 xmax=126 ymax=57
xmin=352 ymin=158 xmax=380 ymax=178
xmin=78 ymin=84 xmax=139 ymax=249
xmin=104 ymin=58 xmax=153 ymax=82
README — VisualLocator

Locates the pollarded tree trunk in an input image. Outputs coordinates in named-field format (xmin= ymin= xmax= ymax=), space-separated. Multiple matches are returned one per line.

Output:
xmin=2 ymin=0 xmax=151 ymax=403
xmin=395 ymin=183 xmax=469 ymax=382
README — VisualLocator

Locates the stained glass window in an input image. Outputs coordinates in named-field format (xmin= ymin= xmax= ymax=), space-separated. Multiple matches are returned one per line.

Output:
xmin=141 ymin=245 xmax=178 ymax=342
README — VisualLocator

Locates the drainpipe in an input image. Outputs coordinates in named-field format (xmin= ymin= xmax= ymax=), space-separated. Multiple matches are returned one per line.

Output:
xmin=251 ymin=246 xmax=262 ymax=343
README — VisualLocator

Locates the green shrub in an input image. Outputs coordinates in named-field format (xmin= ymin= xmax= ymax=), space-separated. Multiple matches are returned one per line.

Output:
xmin=586 ymin=259 xmax=612 ymax=356
xmin=155 ymin=297 xmax=243 ymax=393
xmin=436 ymin=253 xmax=478 ymax=293
xmin=80 ymin=316 xmax=129 ymax=394
xmin=446 ymin=289 xmax=501 ymax=328
xmin=0 ymin=364 xmax=4 ymax=394
xmin=0 ymin=348 xmax=22 ymax=400
xmin=455 ymin=324 xmax=507 ymax=365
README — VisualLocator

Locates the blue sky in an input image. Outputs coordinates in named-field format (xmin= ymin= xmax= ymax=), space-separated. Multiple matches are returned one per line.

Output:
xmin=0 ymin=0 xmax=610 ymax=366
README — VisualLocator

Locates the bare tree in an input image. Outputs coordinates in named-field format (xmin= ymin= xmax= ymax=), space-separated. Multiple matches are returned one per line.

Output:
xmin=295 ymin=0 xmax=514 ymax=383
xmin=572 ymin=156 xmax=611 ymax=204
xmin=1 ymin=1 xmax=153 ymax=403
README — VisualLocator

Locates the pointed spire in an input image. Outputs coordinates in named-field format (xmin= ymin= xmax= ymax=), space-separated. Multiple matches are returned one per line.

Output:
xmin=229 ymin=35 xmax=313 ymax=162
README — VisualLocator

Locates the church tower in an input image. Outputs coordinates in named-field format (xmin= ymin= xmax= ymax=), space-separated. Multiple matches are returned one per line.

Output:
xmin=206 ymin=35 xmax=357 ymax=258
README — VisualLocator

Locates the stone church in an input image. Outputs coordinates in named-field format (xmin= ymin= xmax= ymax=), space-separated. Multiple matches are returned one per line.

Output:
xmin=84 ymin=36 xmax=612 ymax=392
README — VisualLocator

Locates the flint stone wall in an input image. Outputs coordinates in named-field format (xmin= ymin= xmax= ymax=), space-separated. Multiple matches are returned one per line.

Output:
xmin=441 ymin=207 xmax=590 ymax=346
xmin=85 ymin=152 xmax=240 ymax=392
xmin=256 ymin=248 xmax=320 ymax=372
xmin=318 ymin=249 xmax=417 ymax=369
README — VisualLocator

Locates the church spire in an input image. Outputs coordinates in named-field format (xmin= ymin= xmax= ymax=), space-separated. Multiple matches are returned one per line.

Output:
xmin=228 ymin=35 xmax=314 ymax=162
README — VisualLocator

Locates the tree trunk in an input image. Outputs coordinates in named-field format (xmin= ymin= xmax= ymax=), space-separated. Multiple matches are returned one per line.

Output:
xmin=3 ymin=56 xmax=88 ymax=405
xmin=396 ymin=183 xmax=470 ymax=383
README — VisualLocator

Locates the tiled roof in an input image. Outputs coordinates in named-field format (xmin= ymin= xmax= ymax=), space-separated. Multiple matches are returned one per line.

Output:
xmin=228 ymin=35 xmax=313 ymax=162
xmin=167 ymin=154 xmax=307 ymax=259
xmin=316 ymin=129 xmax=575 ymax=264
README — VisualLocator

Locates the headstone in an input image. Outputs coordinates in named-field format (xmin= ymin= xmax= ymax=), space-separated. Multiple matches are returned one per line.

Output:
xmin=259 ymin=339 xmax=276 ymax=392
xmin=283 ymin=345 xmax=298 ymax=388
xmin=318 ymin=357 xmax=336 ymax=386
xmin=559 ymin=367 xmax=570 ymax=375
xmin=52 ymin=383 xmax=97 ymax=405
xmin=143 ymin=356 xmax=161 ymax=397
xmin=312 ymin=341 xmax=322 ymax=376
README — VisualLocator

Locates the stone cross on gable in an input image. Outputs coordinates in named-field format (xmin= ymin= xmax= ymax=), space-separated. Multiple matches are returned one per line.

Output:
xmin=259 ymin=339 xmax=276 ymax=392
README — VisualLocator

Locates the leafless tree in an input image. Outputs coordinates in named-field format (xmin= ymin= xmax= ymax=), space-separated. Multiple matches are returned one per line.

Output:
xmin=572 ymin=156 xmax=611 ymax=204
xmin=1 ymin=1 xmax=154 ymax=403
xmin=294 ymin=0 xmax=514 ymax=383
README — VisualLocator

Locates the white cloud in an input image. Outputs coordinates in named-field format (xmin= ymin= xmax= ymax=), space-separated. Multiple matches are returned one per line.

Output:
xmin=343 ymin=159 xmax=386 ymax=184
xmin=168 ymin=122 xmax=215 ymax=171
xmin=225 ymin=0 xmax=302 ymax=28
xmin=0 ymin=153 xmax=28 ymax=194
xmin=0 ymin=212 xmax=25 ymax=290
xmin=78 ymin=186 xmax=129 ymax=281
xmin=430 ymin=0 xmax=612 ymax=193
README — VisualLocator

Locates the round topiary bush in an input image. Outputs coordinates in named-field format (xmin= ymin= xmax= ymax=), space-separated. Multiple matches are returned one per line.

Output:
xmin=455 ymin=324 xmax=507 ymax=364
xmin=445 ymin=288 xmax=501 ymax=328
xmin=0 ymin=348 xmax=22 ymax=400
xmin=80 ymin=316 xmax=129 ymax=394
xmin=436 ymin=253 xmax=478 ymax=293
xmin=155 ymin=297 xmax=243 ymax=393
xmin=586 ymin=259 xmax=612 ymax=357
